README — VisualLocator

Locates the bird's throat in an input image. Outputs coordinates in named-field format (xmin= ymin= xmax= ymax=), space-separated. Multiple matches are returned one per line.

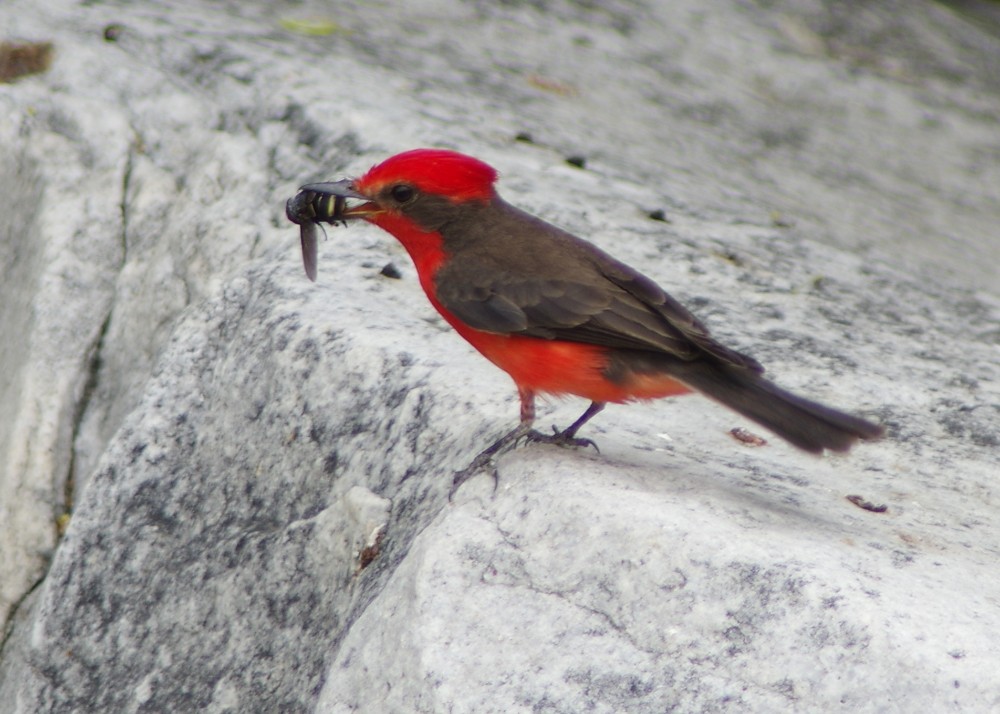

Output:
xmin=367 ymin=213 xmax=450 ymax=282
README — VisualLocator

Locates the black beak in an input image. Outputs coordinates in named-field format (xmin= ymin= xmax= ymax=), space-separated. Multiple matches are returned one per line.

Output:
xmin=298 ymin=179 xmax=366 ymax=200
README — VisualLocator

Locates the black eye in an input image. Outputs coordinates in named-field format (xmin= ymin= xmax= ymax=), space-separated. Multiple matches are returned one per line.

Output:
xmin=389 ymin=184 xmax=415 ymax=203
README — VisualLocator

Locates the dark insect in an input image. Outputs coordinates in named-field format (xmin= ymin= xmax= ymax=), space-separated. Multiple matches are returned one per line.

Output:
xmin=285 ymin=180 xmax=363 ymax=281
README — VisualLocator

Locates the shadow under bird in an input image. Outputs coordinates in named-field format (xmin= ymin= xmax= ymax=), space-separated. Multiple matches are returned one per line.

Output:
xmin=286 ymin=149 xmax=884 ymax=492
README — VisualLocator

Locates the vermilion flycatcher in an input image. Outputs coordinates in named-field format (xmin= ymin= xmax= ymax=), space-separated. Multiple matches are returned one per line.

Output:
xmin=287 ymin=149 xmax=883 ymax=490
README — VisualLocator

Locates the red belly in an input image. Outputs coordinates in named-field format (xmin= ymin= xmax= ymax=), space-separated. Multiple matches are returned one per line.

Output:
xmin=453 ymin=326 xmax=692 ymax=404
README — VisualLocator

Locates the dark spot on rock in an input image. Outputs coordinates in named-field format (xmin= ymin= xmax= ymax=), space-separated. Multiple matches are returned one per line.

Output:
xmin=379 ymin=263 xmax=402 ymax=279
xmin=0 ymin=41 xmax=54 ymax=82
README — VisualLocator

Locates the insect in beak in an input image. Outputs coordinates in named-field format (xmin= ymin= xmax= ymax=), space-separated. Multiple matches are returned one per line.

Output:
xmin=285 ymin=179 xmax=367 ymax=281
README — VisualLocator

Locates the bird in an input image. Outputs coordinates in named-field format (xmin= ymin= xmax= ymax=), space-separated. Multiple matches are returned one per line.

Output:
xmin=286 ymin=148 xmax=884 ymax=491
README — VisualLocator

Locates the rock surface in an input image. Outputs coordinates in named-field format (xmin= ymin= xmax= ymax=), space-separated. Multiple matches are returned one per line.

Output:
xmin=1 ymin=0 xmax=999 ymax=712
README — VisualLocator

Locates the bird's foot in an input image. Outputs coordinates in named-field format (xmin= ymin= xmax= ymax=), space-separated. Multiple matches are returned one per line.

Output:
xmin=450 ymin=453 xmax=499 ymax=500
xmin=450 ymin=423 xmax=600 ymax=499
xmin=525 ymin=425 xmax=601 ymax=453
xmin=450 ymin=424 xmax=530 ymax=499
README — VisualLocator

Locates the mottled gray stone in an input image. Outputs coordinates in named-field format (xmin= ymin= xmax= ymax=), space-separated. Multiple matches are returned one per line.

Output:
xmin=1 ymin=0 xmax=999 ymax=712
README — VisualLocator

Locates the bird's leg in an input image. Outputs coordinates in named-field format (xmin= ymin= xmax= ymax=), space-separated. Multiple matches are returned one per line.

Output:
xmin=451 ymin=395 xmax=605 ymax=498
xmin=526 ymin=401 xmax=605 ymax=452
xmin=451 ymin=386 xmax=537 ymax=497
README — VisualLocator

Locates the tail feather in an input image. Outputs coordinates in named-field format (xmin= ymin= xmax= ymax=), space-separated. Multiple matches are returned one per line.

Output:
xmin=670 ymin=362 xmax=884 ymax=453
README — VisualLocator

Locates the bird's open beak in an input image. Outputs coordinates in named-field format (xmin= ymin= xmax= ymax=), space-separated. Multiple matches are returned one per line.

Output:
xmin=298 ymin=179 xmax=381 ymax=219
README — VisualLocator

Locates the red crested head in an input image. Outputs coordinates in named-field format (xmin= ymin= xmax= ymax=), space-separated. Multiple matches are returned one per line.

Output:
xmin=354 ymin=149 xmax=499 ymax=203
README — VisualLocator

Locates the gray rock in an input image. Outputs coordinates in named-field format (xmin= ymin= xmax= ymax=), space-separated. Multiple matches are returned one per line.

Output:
xmin=1 ymin=0 xmax=999 ymax=712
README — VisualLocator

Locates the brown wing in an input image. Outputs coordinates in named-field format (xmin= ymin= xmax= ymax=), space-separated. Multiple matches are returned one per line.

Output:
xmin=432 ymin=203 xmax=762 ymax=373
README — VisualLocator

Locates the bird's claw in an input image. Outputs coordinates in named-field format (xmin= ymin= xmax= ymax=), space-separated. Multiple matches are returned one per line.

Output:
xmin=449 ymin=424 xmax=601 ymax=500
xmin=449 ymin=424 xmax=528 ymax=500
xmin=450 ymin=456 xmax=500 ymax=501
xmin=531 ymin=426 xmax=600 ymax=453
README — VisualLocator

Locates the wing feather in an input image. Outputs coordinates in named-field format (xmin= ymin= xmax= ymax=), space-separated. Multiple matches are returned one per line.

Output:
xmin=431 ymin=202 xmax=761 ymax=372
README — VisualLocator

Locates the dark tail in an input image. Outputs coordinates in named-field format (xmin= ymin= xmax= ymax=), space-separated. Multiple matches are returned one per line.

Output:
xmin=671 ymin=362 xmax=884 ymax=454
